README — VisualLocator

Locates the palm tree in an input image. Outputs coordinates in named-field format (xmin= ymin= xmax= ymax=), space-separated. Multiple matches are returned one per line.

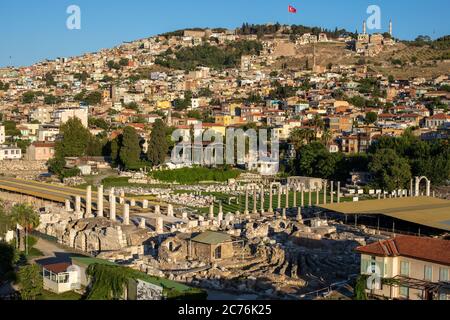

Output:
xmin=289 ymin=128 xmax=315 ymax=149
xmin=321 ymin=129 xmax=333 ymax=146
xmin=310 ymin=114 xmax=325 ymax=140
xmin=10 ymin=204 xmax=39 ymax=254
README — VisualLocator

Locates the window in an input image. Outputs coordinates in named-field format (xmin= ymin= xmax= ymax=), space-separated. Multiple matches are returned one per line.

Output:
xmin=424 ymin=266 xmax=433 ymax=281
xmin=439 ymin=268 xmax=449 ymax=282
xmin=400 ymin=261 xmax=410 ymax=277
xmin=214 ymin=246 xmax=222 ymax=260
xmin=371 ymin=256 xmax=377 ymax=273
xmin=439 ymin=293 xmax=448 ymax=301
xmin=399 ymin=286 xmax=409 ymax=298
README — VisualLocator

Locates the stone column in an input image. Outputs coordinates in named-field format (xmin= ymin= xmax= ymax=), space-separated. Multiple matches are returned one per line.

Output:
xmin=167 ymin=204 xmax=174 ymax=217
xmin=65 ymin=199 xmax=72 ymax=212
xmin=120 ymin=190 xmax=125 ymax=204
xmin=75 ymin=196 xmax=81 ymax=214
xmin=269 ymin=186 xmax=273 ymax=213
xmin=86 ymin=186 xmax=92 ymax=217
xmin=337 ymin=182 xmax=341 ymax=204
xmin=218 ymin=201 xmax=224 ymax=222
xmin=282 ymin=208 xmax=287 ymax=220
xmin=253 ymin=189 xmax=258 ymax=214
xmin=277 ymin=187 xmax=282 ymax=209
xmin=182 ymin=212 xmax=188 ymax=220
xmin=244 ymin=190 xmax=249 ymax=215
xmin=285 ymin=186 xmax=289 ymax=209
xmin=426 ymin=181 xmax=431 ymax=197
xmin=323 ymin=181 xmax=327 ymax=205
xmin=410 ymin=179 xmax=414 ymax=197
xmin=260 ymin=186 xmax=265 ymax=213
xmin=155 ymin=217 xmax=164 ymax=234
xmin=155 ymin=205 xmax=161 ymax=215
xmin=209 ymin=205 xmax=215 ymax=220
xmin=97 ymin=185 xmax=104 ymax=217
xmin=316 ymin=189 xmax=320 ymax=206
xmin=139 ymin=218 xmax=146 ymax=229
xmin=130 ymin=199 xmax=136 ymax=207
xmin=297 ymin=207 xmax=303 ymax=223
xmin=293 ymin=186 xmax=297 ymax=208
xmin=123 ymin=204 xmax=130 ymax=225
xmin=142 ymin=199 xmax=149 ymax=209
xmin=330 ymin=181 xmax=334 ymax=204
xmin=110 ymin=193 xmax=116 ymax=221
xmin=309 ymin=190 xmax=312 ymax=207
xmin=301 ymin=187 xmax=304 ymax=208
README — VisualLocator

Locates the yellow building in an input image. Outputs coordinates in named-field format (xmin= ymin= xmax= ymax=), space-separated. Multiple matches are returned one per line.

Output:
xmin=156 ymin=100 xmax=171 ymax=109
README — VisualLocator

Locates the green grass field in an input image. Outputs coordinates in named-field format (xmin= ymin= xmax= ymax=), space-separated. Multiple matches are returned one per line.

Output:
xmin=38 ymin=290 xmax=82 ymax=301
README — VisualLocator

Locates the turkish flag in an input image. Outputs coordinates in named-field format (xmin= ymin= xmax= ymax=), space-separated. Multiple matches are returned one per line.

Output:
xmin=288 ymin=5 xmax=297 ymax=13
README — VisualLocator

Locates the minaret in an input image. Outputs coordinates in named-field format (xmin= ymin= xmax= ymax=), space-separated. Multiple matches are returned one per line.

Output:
xmin=389 ymin=20 xmax=393 ymax=37
xmin=363 ymin=21 xmax=367 ymax=35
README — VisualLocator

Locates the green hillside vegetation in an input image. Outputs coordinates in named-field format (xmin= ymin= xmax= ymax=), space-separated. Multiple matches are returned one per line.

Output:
xmin=151 ymin=167 xmax=241 ymax=184
xmin=155 ymin=41 xmax=263 ymax=71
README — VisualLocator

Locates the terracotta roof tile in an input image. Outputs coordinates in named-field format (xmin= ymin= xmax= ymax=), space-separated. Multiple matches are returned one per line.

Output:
xmin=356 ymin=235 xmax=450 ymax=266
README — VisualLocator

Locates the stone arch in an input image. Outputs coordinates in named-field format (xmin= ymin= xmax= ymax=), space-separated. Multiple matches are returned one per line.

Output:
xmin=415 ymin=176 xmax=431 ymax=197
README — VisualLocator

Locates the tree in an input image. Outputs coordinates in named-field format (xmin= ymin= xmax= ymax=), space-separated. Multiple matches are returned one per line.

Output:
xmin=365 ymin=112 xmax=378 ymax=124
xmin=290 ymin=128 xmax=312 ymax=150
xmin=321 ymin=129 xmax=333 ymax=145
xmin=83 ymin=91 xmax=102 ymax=105
xmin=295 ymin=142 xmax=338 ymax=179
xmin=47 ymin=155 xmax=66 ymax=177
xmin=10 ymin=204 xmax=40 ymax=232
xmin=110 ymin=138 xmax=120 ymax=166
xmin=10 ymin=204 xmax=40 ymax=256
xmin=119 ymin=58 xmax=130 ymax=67
xmin=22 ymin=91 xmax=37 ymax=104
xmin=147 ymin=119 xmax=169 ymax=167
xmin=119 ymin=126 xmax=142 ymax=170
xmin=368 ymin=149 xmax=412 ymax=191
xmin=310 ymin=114 xmax=325 ymax=140
xmin=56 ymin=117 xmax=91 ymax=157
xmin=18 ymin=264 xmax=43 ymax=300
xmin=0 ymin=242 xmax=18 ymax=282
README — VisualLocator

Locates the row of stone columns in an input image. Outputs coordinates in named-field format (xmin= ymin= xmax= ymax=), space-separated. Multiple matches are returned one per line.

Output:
xmin=237 ymin=180 xmax=344 ymax=214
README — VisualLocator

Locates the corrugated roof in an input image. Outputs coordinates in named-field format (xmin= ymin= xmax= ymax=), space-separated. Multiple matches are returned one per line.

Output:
xmin=191 ymin=231 xmax=232 ymax=245
xmin=319 ymin=197 xmax=450 ymax=232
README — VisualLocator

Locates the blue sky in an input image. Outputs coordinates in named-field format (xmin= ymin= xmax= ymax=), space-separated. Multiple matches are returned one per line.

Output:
xmin=1 ymin=0 xmax=449 ymax=67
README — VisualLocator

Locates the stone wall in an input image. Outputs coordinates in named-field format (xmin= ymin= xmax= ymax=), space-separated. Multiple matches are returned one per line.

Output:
xmin=0 ymin=160 xmax=47 ymax=178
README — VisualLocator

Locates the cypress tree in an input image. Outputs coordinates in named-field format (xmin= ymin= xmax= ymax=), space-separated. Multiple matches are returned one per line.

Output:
xmin=147 ymin=119 xmax=169 ymax=167
xmin=119 ymin=126 xmax=142 ymax=170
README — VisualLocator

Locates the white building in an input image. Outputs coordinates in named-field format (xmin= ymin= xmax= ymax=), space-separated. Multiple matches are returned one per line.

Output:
xmin=0 ymin=125 xmax=5 ymax=144
xmin=53 ymin=106 xmax=89 ymax=127
xmin=0 ymin=146 xmax=22 ymax=160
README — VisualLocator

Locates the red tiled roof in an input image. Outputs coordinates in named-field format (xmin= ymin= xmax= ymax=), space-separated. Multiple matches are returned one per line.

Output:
xmin=429 ymin=114 xmax=450 ymax=120
xmin=356 ymin=235 xmax=450 ymax=266
xmin=33 ymin=142 xmax=55 ymax=148
xmin=43 ymin=262 xmax=71 ymax=274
